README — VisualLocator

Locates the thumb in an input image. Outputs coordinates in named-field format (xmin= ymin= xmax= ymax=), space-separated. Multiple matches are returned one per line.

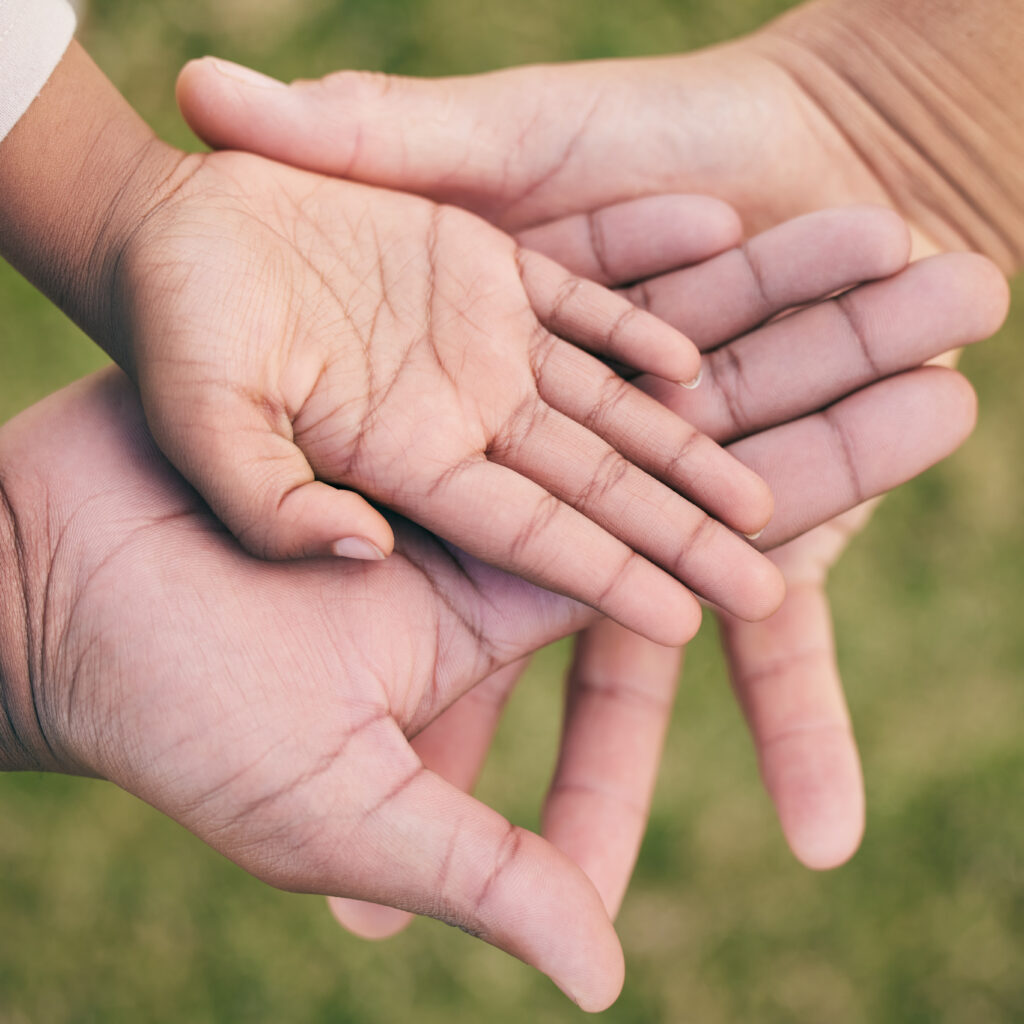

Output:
xmin=176 ymin=57 xmax=602 ymax=226
xmin=247 ymin=721 xmax=626 ymax=1011
xmin=147 ymin=387 xmax=394 ymax=561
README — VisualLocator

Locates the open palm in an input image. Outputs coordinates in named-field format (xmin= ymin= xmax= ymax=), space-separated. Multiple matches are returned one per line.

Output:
xmin=118 ymin=151 xmax=778 ymax=645
xmin=173 ymin=24 xmax=1008 ymax=872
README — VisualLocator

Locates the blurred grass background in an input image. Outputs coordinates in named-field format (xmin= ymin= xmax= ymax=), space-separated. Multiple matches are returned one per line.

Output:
xmin=2 ymin=0 xmax=1024 ymax=1021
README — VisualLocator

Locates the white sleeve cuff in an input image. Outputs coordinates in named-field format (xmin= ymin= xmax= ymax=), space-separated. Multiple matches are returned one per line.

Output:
xmin=0 ymin=0 xmax=77 ymax=142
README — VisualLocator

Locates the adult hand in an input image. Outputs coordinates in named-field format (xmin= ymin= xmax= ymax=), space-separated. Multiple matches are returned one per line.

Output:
xmin=175 ymin=7 xmax=1022 ymax=869
xmin=310 ymin=209 xmax=1009 ymax=936
xmin=174 ymin=1 xmax=1024 ymax=268
xmin=0 ymin=225 xmax=1002 ymax=1008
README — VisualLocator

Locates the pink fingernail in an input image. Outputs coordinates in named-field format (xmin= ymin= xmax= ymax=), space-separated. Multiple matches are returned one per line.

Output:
xmin=331 ymin=537 xmax=387 ymax=560
xmin=743 ymin=528 xmax=765 ymax=541
xmin=207 ymin=57 xmax=287 ymax=90
xmin=680 ymin=369 xmax=703 ymax=390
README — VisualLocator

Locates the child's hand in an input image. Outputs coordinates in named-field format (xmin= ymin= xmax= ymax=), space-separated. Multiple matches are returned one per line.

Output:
xmin=115 ymin=153 xmax=781 ymax=645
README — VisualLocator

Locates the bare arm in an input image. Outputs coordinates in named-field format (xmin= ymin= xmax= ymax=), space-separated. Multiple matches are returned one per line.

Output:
xmin=0 ymin=42 xmax=185 ymax=364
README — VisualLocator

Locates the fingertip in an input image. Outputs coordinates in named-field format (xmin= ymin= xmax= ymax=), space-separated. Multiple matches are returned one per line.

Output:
xmin=949 ymin=369 xmax=979 ymax=433
xmin=770 ymin=740 xmax=866 ymax=871
xmin=565 ymin=940 xmax=626 ymax=1013
xmin=912 ymin=365 xmax=978 ymax=441
xmin=749 ymin=557 xmax=787 ymax=622
xmin=944 ymin=251 xmax=1012 ymax=337
xmin=729 ymin=471 xmax=776 ymax=540
xmin=331 ymin=537 xmax=389 ymax=561
xmin=629 ymin=308 xmax=703 ymax=385
xmin=175 ymin=57 xmax=205 ymax=93
xmin=237 ymin=480 xmax=394 ymax=561
xmin=718 ymin=553 xmax=785 ymax=623
xmin=649 ymin=585 xmax=703 ymax=648
xmin=813 ymin=204 xmax=912 ymax=279
xmin=175 ymin=57 xmax=215 ymax=129
xmin=608 ymin=561 xmax=702 ymax=646
xmin=851 ymin=204 xmax=912 ymax=277
xmin=612 ymin=193 xmax=744 ymax=270
xmin=686 ymin=194 xmax=744 ymax=254
xmin=176 ymin=56 xmax=291 ymax=151
xmin=326 ymin=896 xmax=414 ymax=940
xmin=787 ymin=812 xmax=866 ymax=871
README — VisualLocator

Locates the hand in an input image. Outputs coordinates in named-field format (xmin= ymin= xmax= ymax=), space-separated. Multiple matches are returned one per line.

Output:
xmin=318 ymin=210 xmax=1009 ymax=937
xmin=168 ymin=38 xmax=921 ymax=249
xmin=173 ymin=29 xmax=1017 ymax=866
xmin=0 ymin=41 xmax=778 ymax=648
xmin=115 ymin=152 xmax=784 ymax=647
xmin=0 ymin=214 xmax=1001 ymax=1010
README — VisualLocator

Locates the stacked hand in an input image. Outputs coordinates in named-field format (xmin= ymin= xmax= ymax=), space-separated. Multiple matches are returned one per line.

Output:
xmin=0 ymin=202 xmax=1005 ymax=1008
xmin=115 ymin=156 xmax=780 ymax=644
xmin=0 ymin=8 xmax=1015 ymax=1009
xmin=175 ymin=12 xmax=1017 ymax=875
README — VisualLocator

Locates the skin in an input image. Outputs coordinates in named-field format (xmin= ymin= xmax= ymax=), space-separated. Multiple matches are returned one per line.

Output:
xmin=173 ymin=0 xmax=1024 ymax=898
xmin=0 ymin=43 xmax=784 ymax=647
xmin=0 ymin=232 xmax=1004 ymax=1007
xmin=0 ymin=2 xmax=1013 ymax=1004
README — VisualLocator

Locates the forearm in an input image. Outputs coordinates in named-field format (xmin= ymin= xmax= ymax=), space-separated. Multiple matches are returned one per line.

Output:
xmin=0 ymin=41 xmax=188 ymax=369
xmin=756 ymin=0 xmax=1024 ymax=274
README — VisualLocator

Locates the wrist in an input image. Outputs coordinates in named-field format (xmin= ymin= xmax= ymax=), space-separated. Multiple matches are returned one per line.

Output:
xmin=0 ymin=41 xmax=191 ymax=368
xmin=753 ymin=0 xmax=1024 ymax=273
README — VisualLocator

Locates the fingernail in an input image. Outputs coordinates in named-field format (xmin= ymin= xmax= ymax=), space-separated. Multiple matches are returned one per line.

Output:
xmin=743 ymin=528 xmax=765 ymax=541
xmin=680 ymin=369 xmax=703 ymax=390
xmin=206 ymin=57 xmax=287 ymax=90
xmin=331 ymin=537 xmax=387 ymax=560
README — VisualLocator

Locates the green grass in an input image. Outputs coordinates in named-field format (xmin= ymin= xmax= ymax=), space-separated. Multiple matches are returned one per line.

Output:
xmin=2 ymin=1 xmax=1024 ymax=1021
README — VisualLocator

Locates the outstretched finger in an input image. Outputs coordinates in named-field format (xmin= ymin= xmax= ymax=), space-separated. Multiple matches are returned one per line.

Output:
xmin=518 ymin=247 xmax=702 ymax=385
xmin=643 ymin=250 xmax=1010 ymax=444
xmin=411 ymin=456 xmax=703 ymax=646
xmin=176 ymin=57 xmax=607 ymax=225
xmin=717 ymin=512 xmax=874 ymax=869
xmin=730 ymin=366 xmax=977 ymax=551
xmin=621 ymin=206 xmax=911 ymax=349
xmin=489 ymin=399 xmax=783 ymax=621
xmin=145 ymin=384 xmax=394 ymax=561
xmin=543 ymin=619 xmax=682 ymax=918
xmin=515 ymin=195 xmax=742 ymax=287
xmin=327 ymin=660 xmax=528 ymax=940
xmin=528 ymin=337 xmax=774 ymax=537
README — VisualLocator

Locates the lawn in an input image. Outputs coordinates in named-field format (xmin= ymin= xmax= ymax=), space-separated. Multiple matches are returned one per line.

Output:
xmin=1 ymin=1 xmax=1023 ymax=1022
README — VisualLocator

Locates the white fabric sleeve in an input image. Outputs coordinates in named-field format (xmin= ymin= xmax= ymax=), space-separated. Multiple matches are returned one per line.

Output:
xmin=0 ymin=0 xmax=77 ymax=142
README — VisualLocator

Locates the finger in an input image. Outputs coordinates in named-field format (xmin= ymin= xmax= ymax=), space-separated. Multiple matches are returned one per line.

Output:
xmin=146 ymin=388 xmax=394 ymax=560
xmin=518 ymin=248 xmax=701 ymax=385
xmin=718 ymin=516 xmax=875 ymax=869
xmin=416 ymin=456 xmax=703 ymax=646
xmin=327 ymin=661 xmax=528 ymax=941
xmin=622 ymin=206 xmax=912 ymax=350
xmin=529 ymin=337 xmax=774 ymax=536
xmin=543 ymin=620 xmax=682 ymax=918
xmin=642 ymin=251 xmax=1011 ymax=444
xmin=730 ymin=366 xmax=977 ymax=550
xmin=515 ymin=195 xmax=742 ymax=287
xmin=255 ymin=718 xmax=625 ymax=1012
xmin=489 ymin=401 xmax=783 ymax=621
xmin=176 ymin=57 xmax=595 ymax=223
